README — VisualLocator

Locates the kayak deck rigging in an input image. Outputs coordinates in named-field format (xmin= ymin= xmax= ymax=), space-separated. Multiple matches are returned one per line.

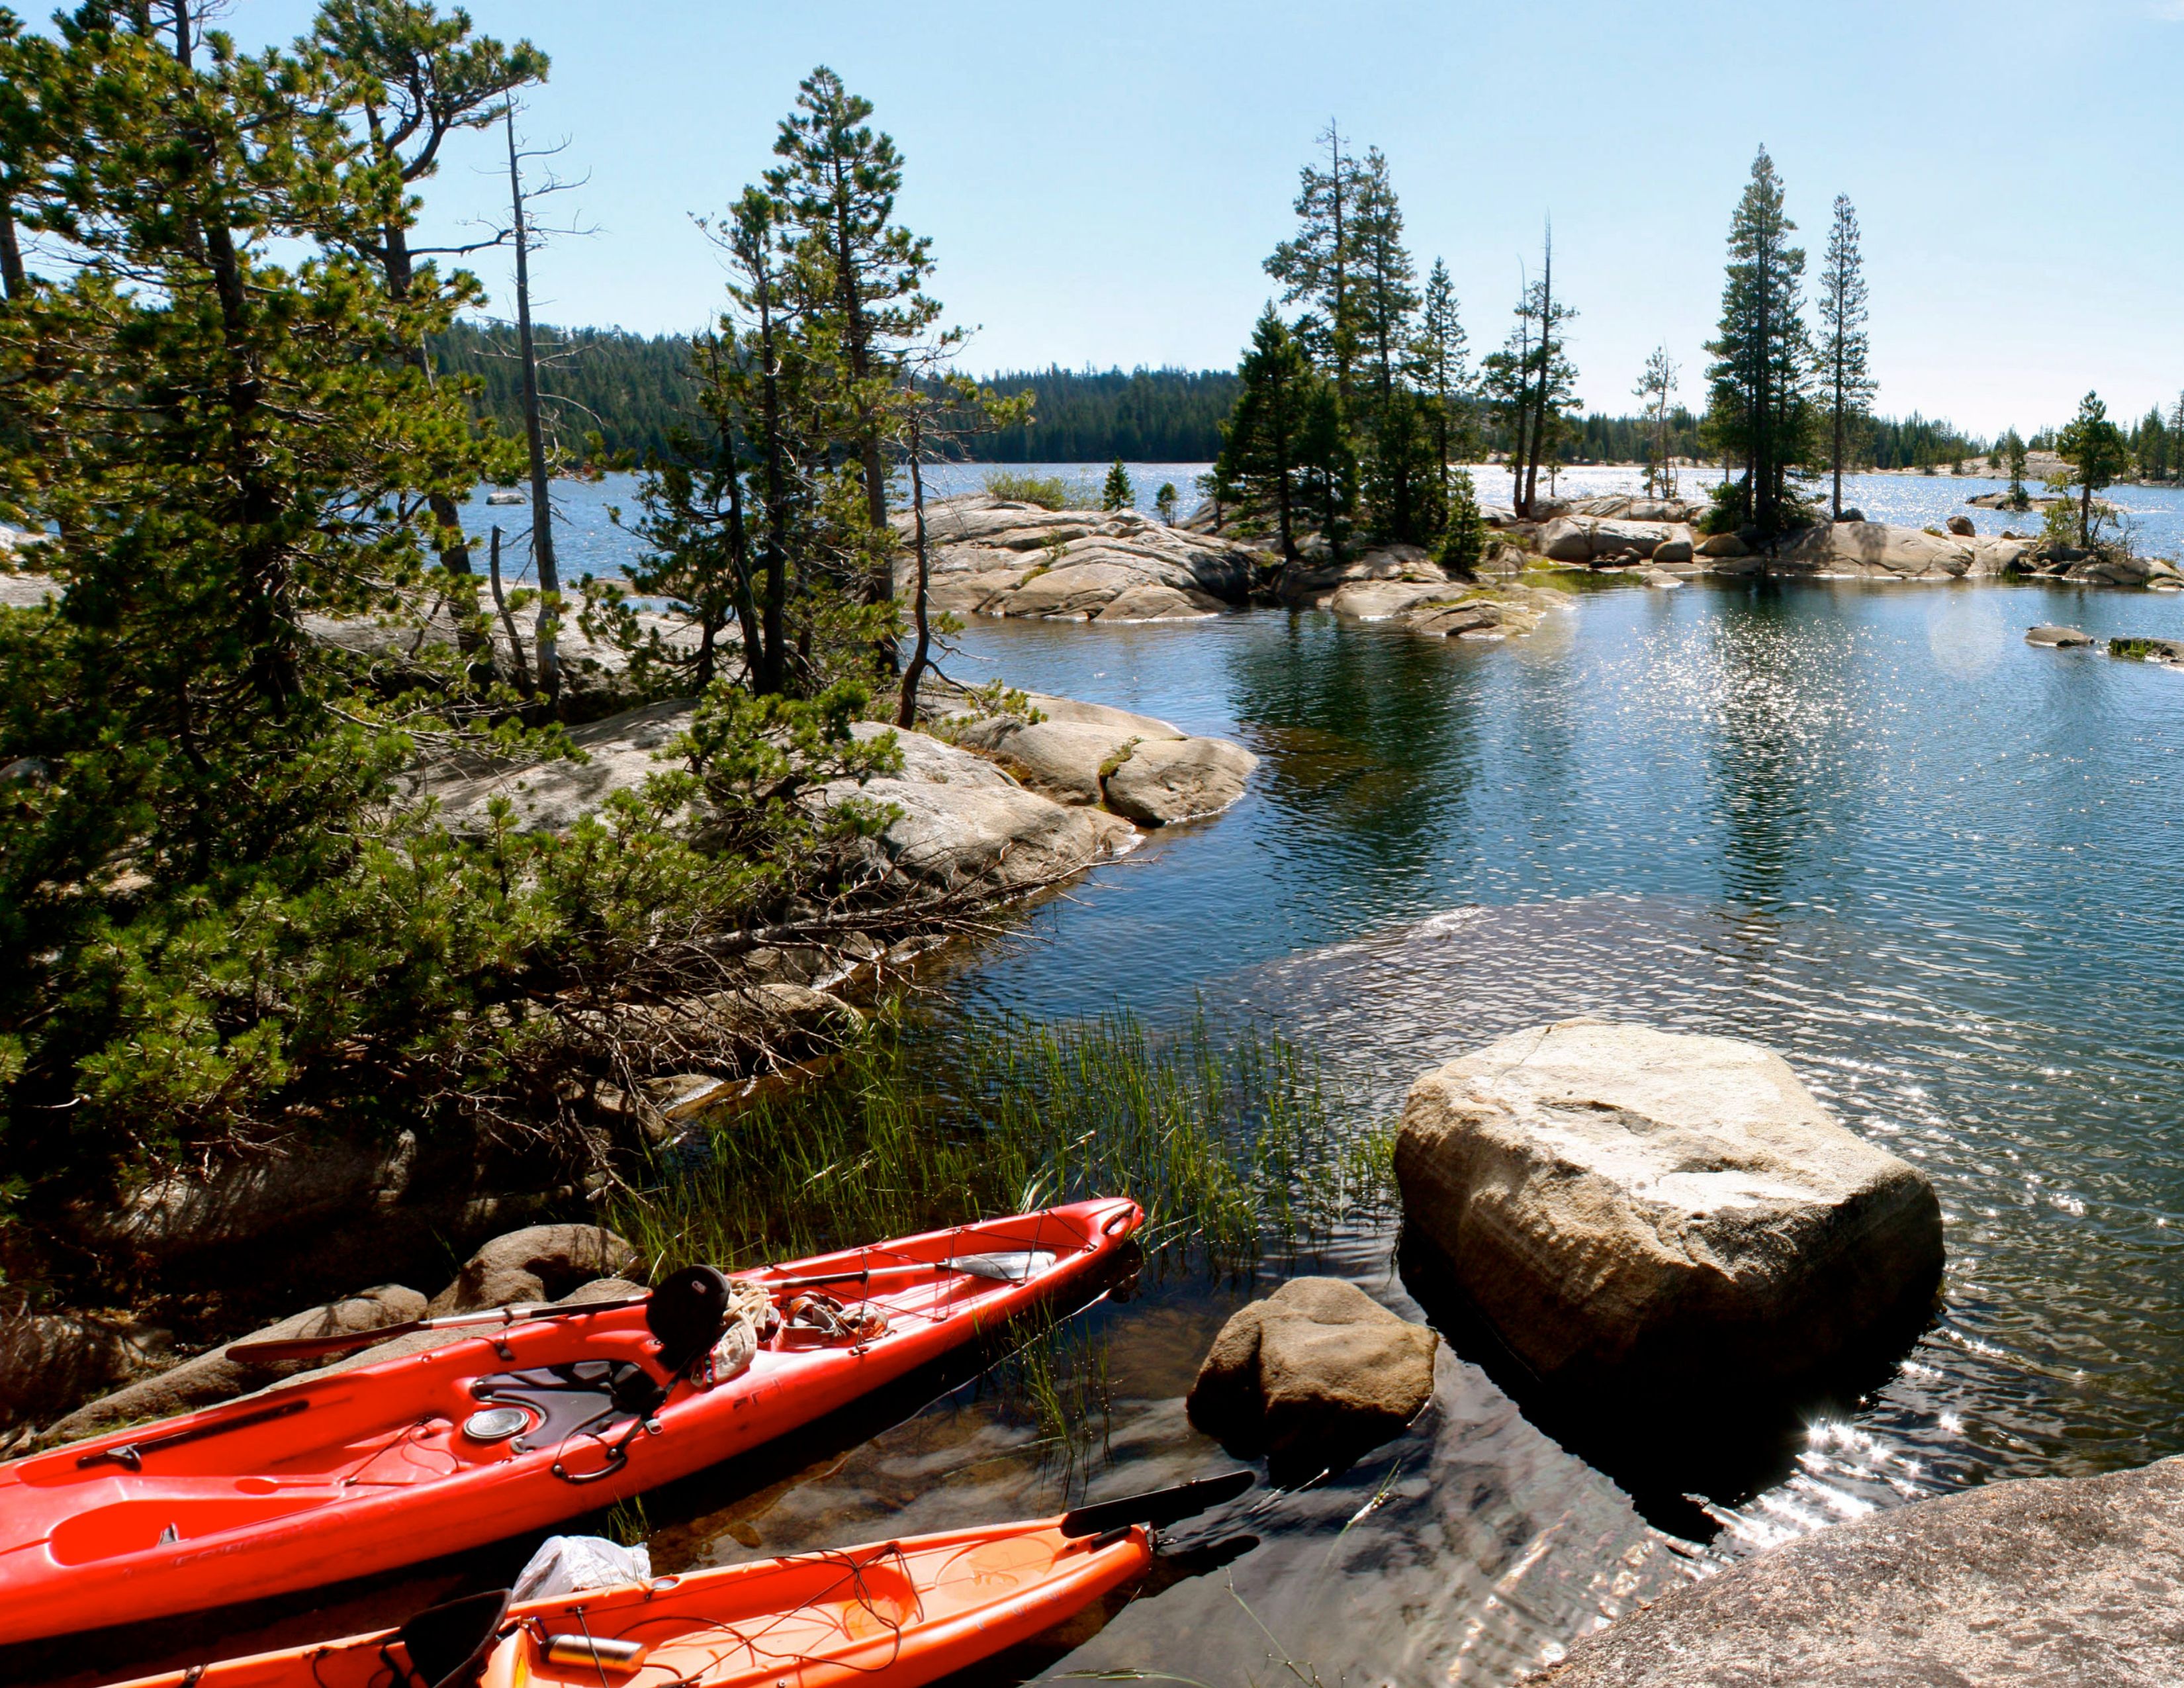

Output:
xmin=0 ymin=1198 xmax=1143 ymax=1645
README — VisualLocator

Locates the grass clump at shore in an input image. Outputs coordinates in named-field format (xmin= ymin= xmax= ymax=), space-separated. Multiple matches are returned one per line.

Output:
xmin=606 ymin=1009 xmax=1390 ymax=1285
xmin=983 ymin=471 xmax=1073 ymax=510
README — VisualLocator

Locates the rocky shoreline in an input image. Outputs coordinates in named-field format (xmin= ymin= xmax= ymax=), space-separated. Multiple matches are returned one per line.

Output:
xmin=890 ymin=492 xmax=2184 ymax=636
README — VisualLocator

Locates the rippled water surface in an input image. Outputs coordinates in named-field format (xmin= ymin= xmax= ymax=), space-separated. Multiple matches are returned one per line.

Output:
xmin=817 ymin=575 xmax=2184 ymax=1681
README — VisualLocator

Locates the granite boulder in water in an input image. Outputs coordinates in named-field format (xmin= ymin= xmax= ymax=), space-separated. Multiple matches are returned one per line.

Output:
xmin=1186 ymin=1277 xmax=1437 ymax=1468
xmin=1394 ymin=1019 xmax=1942 ymax=1399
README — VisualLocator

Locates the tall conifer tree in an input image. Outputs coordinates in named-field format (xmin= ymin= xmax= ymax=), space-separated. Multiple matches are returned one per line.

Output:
xmin=1265 ymin=120 xmax=1362 ymax=400
xmin=1412 ymin=259 xmax=1471 ymax=502
xmin=1704 ymin=146 xmax=1815 ymax=536
xmin=1217 ymin=306 xmax=1317 ymax=563
xmin=1815 ymin=193 xmax=1875 ymax=521
xmin=768 ymin=68 xmax=941 ymax=646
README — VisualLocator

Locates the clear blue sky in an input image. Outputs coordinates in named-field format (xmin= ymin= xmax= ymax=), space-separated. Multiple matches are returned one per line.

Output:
xmin=240 ymin=0 xmax=2184 ymax=438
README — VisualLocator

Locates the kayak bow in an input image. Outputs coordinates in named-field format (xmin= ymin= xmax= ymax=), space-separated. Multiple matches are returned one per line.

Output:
xmin=0 ymin=1196 xmax=1142 ymax=1646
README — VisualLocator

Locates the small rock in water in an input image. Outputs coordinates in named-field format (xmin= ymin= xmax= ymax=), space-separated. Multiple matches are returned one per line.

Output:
xmin=2025 ymin=624 xmax=2095 ymax=648
xmin=1186 ymin=1277 xmax=1436 ymax=1473
xmin=1946 ymin=514 xmax=1976 ymax=536
xmin=1394 ymin=1018 xmax=1942 ymax=1401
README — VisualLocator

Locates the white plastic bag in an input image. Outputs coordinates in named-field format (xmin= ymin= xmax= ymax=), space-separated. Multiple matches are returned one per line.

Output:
xmin=511 ymin=1534 xmax=653 ymax=1603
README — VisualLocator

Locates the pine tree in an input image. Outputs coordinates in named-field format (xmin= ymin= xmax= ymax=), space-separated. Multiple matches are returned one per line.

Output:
xmin=767 ymin=67 xmax=942 ymax=643
xmin=1349 ymin=148 xmax=1418 ymax=408
xmin=1347 ymin=148 xmax=1426 ymax=541
xmin=1155 ymin=482 xmax=1179 ymax=523
xmin=2134 ymin=405 xmax=2170 ymax=482
xmin=1216 ymin=306 xmax=1316 ymax=563
xmin=1704 ymin=146 xmax=1815 ymax=537
xmin=1484 ymin=230 xmax=1578 ymax=519
xmin=1437 ymin=468 xmax=1486 ymax=576
xmin=1298 ymin=378 xmax=1355 ymax=562
xmin=1411 ymin=259 xmax=1471 ymax=504
xmin=2003 ymin=428 xmax=2029 ymax=509
xmin=1633 ymin=347 xmax=1678 ymax=498
xmin=0 ymin=0 xmax=506 ymax=1193
xmin=1815 ymin=193 xmax=1876 ymax=521
xmin=1102 ymin=458 xmax=1134 ymax=511
xmin=310 ymin=0 xmax=546 ymax=657
xmin=2057 ymin=392 xmax=2130 ymax=548
xmin=1264 ymin=120 xmax=1362 ymax=399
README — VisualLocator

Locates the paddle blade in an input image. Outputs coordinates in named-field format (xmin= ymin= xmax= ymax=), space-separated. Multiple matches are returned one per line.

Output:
xmin=1060 ymin=1469 xmax=1255 ymax=1538
xmin=943 ymin=1250 xmax=1058 ymax=1285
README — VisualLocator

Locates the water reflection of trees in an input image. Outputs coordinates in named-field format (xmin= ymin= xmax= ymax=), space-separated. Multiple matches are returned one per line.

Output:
xmin=1221 ymin=616 xmax=1484 ymax=904
xmin=1702 ymin=585 xmax=1866 ymax=912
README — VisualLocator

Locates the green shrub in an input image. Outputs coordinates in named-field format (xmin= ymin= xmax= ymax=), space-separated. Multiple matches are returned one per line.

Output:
xmin=985 ymin=471 xmax=1070 ymax=510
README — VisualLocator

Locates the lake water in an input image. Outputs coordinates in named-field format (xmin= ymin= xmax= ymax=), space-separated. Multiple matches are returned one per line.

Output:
xmin=473 ymin=458 xmax=2184 ymax=590
xmin=428 ymin=474 xmax=2184 ymax=1683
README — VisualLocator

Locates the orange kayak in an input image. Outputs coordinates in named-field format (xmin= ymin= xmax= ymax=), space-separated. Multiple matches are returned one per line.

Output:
xmin=109 ymin=1516 xmax=1154 ymax=1688
xmin=0 ymin=1197 xmax=1142 ymax=1646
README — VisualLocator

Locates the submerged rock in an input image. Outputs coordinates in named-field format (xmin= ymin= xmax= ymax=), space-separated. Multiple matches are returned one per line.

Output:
xmin=1187 ymin=1277 xmax=1437 ymax=1468
xmin=2109 ymin=635 xmax=2184 ymax=663
xmin=1394 ymin=1018 xmax=1942 ymax=1400
xmin=1531 ymin=1455 xmax=2184 ymax=1687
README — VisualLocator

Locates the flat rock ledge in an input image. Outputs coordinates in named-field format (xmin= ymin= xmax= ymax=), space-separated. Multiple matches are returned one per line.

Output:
xmin=1394 ymin=1019 xmax=1943 ymax=1399
xmin=1530 ymin=1455 xmax=2184 ymax=1687
xmin=896 ymin=494 xmax=1265 ymax=623
xmin=1187 ymin=1277 xmax=1437 ymax=1470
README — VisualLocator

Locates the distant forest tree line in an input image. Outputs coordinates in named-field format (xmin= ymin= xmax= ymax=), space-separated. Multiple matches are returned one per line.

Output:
xmin=432 ymin=320 xmax=2173 ymax=485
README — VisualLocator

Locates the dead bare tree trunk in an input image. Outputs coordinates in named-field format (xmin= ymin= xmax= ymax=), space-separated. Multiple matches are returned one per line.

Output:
xmin=488 ymin=525 xmax=532 ymax=694
xmin=895 ymin=426 xmax=933 ymax=728
xmin=505 ymin=103 xmax=561 ymax=707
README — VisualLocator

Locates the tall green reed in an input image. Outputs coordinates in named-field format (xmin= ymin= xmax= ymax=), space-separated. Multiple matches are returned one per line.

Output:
xmin=606 ymin=1008 xmax=1388 ymax=1286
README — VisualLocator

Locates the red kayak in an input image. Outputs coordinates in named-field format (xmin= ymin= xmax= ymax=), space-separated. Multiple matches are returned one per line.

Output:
xmin=0 ymin=1197 xmax=1141 ymax=1646
xmin=107 ymin=1516 xmax=1156 ymax=1688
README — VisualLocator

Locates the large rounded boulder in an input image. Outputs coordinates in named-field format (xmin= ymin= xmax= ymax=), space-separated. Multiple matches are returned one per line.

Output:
xmin=1394 ymin=1018 xmax=1942 ymax=1399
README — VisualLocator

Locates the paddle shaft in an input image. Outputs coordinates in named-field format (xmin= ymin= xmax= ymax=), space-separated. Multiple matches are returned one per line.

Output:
xmin=225 ymin=1291 xmax=654 ymax=1363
